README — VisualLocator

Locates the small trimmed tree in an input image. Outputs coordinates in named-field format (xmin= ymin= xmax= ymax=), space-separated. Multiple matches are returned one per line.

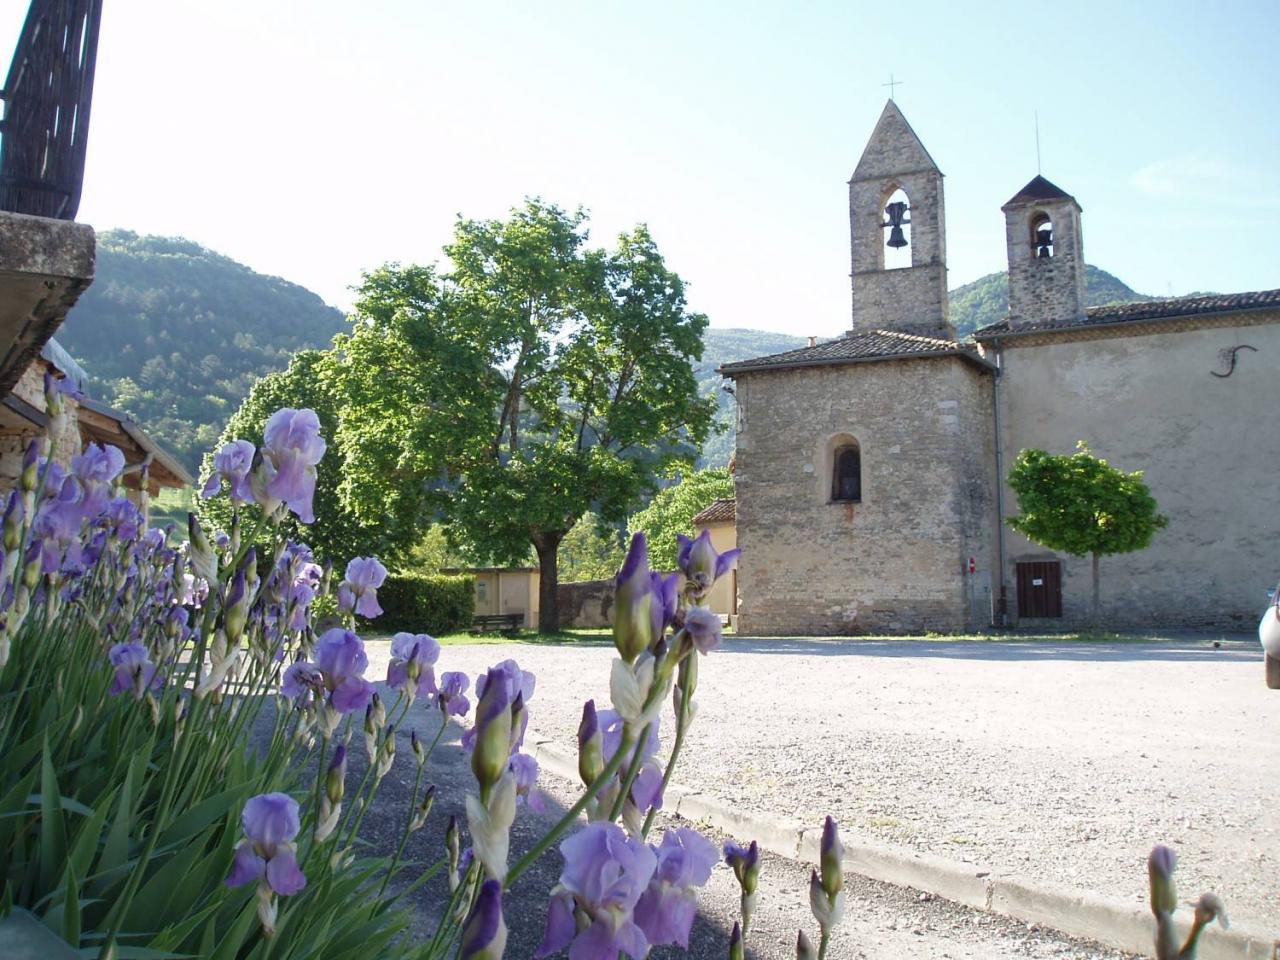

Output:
xmin=1006 ymin=442 xmax=1168 ymax=627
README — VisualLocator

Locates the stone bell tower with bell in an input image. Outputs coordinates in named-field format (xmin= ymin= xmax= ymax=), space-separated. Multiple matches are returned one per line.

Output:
xmin=1001 ymin=175 xmax=1086 ymax=327
xmin=848 ymin=100 xmax=952 ymax=339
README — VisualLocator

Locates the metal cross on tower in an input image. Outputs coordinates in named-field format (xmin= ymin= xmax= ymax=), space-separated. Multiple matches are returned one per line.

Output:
xmin=882 ymin=73 xmax=903 ymax=100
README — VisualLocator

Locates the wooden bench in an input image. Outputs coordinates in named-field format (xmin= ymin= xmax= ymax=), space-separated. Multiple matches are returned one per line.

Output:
xmin=471 ymin=613 xmax=523 ymax=633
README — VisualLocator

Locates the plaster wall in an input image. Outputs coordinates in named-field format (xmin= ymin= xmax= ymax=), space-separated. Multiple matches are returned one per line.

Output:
xmin=997 ymin=314 xmax=1280 ymax=629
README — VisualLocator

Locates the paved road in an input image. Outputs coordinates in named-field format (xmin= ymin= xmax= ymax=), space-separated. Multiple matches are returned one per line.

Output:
xmin=372 ymin=636 xmax=1278 ymax=940
xmin=346 ymin=668 xmax=1141 ymax=958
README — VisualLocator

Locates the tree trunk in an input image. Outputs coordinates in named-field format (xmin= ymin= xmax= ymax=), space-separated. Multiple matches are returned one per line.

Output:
xmin=1091 ymin=551 xmax=1101 ymax=631
xmin=532 ymin=530 xmax=564 ymax=634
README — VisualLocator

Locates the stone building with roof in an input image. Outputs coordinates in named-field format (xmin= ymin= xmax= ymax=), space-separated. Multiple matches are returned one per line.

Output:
xmin=719 ymin=100 xmax=1278 ymax=634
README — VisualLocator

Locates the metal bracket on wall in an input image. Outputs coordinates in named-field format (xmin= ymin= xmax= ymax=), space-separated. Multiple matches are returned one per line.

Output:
xmin=1210 ymin=344 xmax=1257 ymax=378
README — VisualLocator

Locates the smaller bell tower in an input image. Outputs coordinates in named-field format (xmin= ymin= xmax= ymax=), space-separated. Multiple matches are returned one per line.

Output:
xmin=849 ymin=100 xmax=952 ymax=339
xmin=1002 ymin=176 xmax=1086 ymax=327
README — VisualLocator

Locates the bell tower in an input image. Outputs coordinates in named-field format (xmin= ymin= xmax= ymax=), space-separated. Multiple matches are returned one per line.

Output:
xmin=848 ymin=100 xmax=952 ymax=339
xmin=1002 ymin=175 xmax=1086 ymax=327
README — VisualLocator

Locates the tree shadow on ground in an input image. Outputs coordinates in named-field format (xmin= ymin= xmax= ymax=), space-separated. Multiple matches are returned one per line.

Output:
xmin=343 ymin=684 xmax=751 ymax=958
xmin=722 ymin=636 xmax=1262 ymax=663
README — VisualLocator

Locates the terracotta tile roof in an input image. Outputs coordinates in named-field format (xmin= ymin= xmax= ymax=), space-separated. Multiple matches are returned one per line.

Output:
xmin=719 ymin=329 xmax=993 ymax=376
xmin=973 ymin=288 xmax=1280 ymax=340
xmin=692 ymin=498 xmax=735 ymax=526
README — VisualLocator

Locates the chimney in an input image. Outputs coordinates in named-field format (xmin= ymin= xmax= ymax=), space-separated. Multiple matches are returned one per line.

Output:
xmin=807 ymin=336 xmax=817 ymax=347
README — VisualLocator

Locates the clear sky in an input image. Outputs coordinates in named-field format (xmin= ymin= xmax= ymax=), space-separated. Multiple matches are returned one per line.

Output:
xmin=4 ymin=0 xmax=1277 ymax=336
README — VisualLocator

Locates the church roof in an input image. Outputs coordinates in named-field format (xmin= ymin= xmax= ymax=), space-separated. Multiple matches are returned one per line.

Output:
xmin=1002 ymin=175 xmax=1076 ymax=208
xmin=692 ymin=498 xmax=735 ymax=526
xmin=973 ymin=287 xmax=1280 ymax=340
xmin=850 ymin=100 xmax=941 ymax=182
xmin=719 ymin=329 xmax=994 ymax=377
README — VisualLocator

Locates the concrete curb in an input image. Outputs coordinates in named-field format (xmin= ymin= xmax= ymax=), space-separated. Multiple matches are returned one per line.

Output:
xmin=528 ymin=737 xmax=1276 ymax=960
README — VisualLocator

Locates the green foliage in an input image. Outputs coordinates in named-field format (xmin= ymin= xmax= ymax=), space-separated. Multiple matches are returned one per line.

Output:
xmin=0 ymin=577 xmax=419 ymax=959
xmin=1006 ymin=442 xmax=1168 ymax=558
xmin=559 ymin=512 xmax=627 ymax=582
xmin=630 ymin=468 xmax=735 ymax=570
xmin=198 ymin=350 xmax=413 ymax=565
xmin=948 ymin=264 xmax=1153 ymax=339
xmin=369 ymin=573 xmax=476 ymax=634
xmin=57 ymin=230 xmax=346 ymax=473
xmin=402 ymin=525 xmax=471 ymax=575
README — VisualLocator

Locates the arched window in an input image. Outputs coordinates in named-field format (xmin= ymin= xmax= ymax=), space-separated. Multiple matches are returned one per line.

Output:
xmin=1030 ymin=211 xmax=1054 ymax=258
xmin=882 ymin=188 xmax=911 ymax=270
xmin=831 ymin=443 xmax=861 ymax=502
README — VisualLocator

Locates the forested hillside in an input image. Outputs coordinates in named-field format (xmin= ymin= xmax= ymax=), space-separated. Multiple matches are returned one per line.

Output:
xmin=56 ymin=231 xmax=1159 ymax=474
xmin=56 ymin=231 xmax=347 ymax=471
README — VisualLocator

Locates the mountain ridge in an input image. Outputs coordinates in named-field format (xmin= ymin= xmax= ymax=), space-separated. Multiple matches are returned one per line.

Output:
xmin=56 ymin=232 xmax=1160 ymax=472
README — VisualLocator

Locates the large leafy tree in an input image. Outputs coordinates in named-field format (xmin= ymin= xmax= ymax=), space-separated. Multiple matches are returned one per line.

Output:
xmin=629 ymin=468 xmax=735 ymax=570
xmin=327 ymin=200 xmax=715 ymax=630
xmin=446 ymin=202 xmax=716 ymax=630
xmin=1006 ymin=442 xmax=1168 ymax=625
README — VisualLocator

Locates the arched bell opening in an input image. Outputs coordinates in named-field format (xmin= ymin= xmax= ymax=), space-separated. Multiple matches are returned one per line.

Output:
xmin=882 ymin=187 xmax=912 ymax=270
xmin=1029 ymin=211 xmax=1054 ymax=259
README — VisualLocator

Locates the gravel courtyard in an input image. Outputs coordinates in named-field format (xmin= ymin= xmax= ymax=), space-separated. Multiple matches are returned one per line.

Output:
xmin=374 ymin=636 xmax=1279 ymax=939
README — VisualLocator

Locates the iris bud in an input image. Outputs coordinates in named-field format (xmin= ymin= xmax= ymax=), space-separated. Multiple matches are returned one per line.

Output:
xmin=577 ymin=699 xmax=604 ymax=787
xmin=471 ymin=667 xmax=513 ymax=794
xmin=820 ymin=816 xmax=844 ymax=898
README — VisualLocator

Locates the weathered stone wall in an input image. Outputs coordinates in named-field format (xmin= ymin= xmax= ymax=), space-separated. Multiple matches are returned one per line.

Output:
xmin=996 ymin=312 xmax=1280 ymax=630
xmin=1004 ymin=199 xmax=1086 ymax=327
xmin=558 ymin=579 xmax=614 ymax=629
xmin=733 ymin=356 xmax=994 ymax=635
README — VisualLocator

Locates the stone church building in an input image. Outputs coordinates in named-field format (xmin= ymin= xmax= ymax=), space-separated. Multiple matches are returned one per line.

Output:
xmin=720 ymin=100 xmax=1279 ymax=634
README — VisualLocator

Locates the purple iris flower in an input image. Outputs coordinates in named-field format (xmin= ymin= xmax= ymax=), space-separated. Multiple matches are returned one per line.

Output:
xmin=108 ymin=642 xmax=163 ymax=697
xmin=613 ymin=533 xmax=678 ymax=661
xmin=103 ymin=497 xmax=143 ymax=541
xmin=509 ymin=752 xmax=545 ymax=812
xmin=459 ymin=879 xmax=507 ymax=960
xmin=201 ymin=439 xmax=256 ymax=502
xmin=225 ymin=793 xmax=307 ymax=896
xmin=535 ymin=822 xmax=658 ymax=960
xmin=597 ymin=708 xmax=664 ymax=814
xmin=475 ymin=658 xmax=536 ymax=704
xmin=70 ymin=443 xmax=126 ymax=519
xmin=634 ymin=827 xmax=719 ymax=948
xmin=436 ymin=670 xmax=471 ymax=717
xmin=387 ymin=631 xmax=441 ymax=696
xmin=310 ymin=628 xmax=376 ymax=713
xmin=676 ymin=528 xmax=740 ymax=597
xmin=724 ymin=839 xmax=760 ymax=890
xmin=281 ymin=660 xmax=325 ymax=703
xmin=261 ymin=408 xmax=326 ymax=524
xmin=287 ymin=579 xmax=315 ymax=632
xmin=337 ymin=556 xmax=387 ymax=618
xmin=684 ymin=605 xmax=723 ymax=654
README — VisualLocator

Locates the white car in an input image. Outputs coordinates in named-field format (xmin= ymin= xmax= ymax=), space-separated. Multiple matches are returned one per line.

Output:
xmin=1262 ymin=583 xmax=1280 ymax=689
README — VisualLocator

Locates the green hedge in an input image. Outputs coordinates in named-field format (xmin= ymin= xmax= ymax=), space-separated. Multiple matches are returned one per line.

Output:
xmin=368 ymin=573 xmax=476 ymax=634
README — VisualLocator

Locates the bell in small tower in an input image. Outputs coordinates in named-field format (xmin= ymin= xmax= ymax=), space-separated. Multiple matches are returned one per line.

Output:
xmin=1035 ymin=225 xmax=1053 ymax=258
xmin=883 ymin=201 xmax=910 ymax=249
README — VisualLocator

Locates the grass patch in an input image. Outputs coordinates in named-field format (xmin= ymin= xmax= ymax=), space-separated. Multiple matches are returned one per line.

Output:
xmin=364 ymin=628 xmax=613 ymax=647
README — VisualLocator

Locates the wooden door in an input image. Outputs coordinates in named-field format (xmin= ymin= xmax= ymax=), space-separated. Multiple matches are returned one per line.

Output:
xmin=1015 ymin=561 xmax=1062 ymax=618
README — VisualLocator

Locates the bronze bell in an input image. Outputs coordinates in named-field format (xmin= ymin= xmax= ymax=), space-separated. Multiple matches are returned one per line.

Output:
xmin=884 ymin=201 xmax=910 ymax=249
xmin=1035 ymin=225 xmax=1053 ymax=258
